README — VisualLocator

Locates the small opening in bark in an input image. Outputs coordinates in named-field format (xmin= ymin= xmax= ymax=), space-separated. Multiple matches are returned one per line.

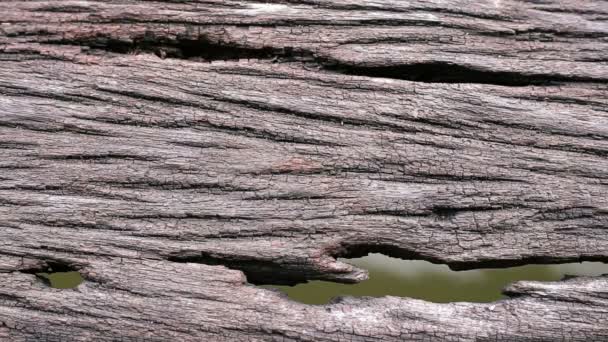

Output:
xmin=323 ymin=61 xmax=598 ymax=86
xmin=66 ymin=34 xmax=307 ymax=62
xmin=21 ymin=261 xmax=84 ymax=289
xmin=432 ymin=206 xmax=458 ymax=220
xmin=263 ymin=253 xmax=608 ymax=304
xmin=161 ymin=38 xmax=280 ymax=61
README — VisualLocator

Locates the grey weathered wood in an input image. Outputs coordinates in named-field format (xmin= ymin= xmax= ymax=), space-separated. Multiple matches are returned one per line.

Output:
xmin=1 ymin=0 xmax=608 ymax=341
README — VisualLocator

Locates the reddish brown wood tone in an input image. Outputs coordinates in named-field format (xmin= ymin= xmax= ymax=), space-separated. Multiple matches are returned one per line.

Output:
xmin=1 ymin=1 xmax=607 ymax=340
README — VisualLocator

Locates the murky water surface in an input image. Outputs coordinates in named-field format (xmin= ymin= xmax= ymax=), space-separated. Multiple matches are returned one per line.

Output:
xmin=265 ymin=254 xmax=608 ymax=304
xmin=37 ymin=271 xmax=84 ymax=289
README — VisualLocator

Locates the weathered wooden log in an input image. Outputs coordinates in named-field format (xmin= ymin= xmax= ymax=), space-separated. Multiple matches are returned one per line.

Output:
xmin=1 ymin=0 xmax=608 ymax=340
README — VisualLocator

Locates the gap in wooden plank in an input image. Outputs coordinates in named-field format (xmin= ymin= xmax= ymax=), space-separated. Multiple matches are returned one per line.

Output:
xmin=262 ymin=253 xmax=608 ymax=304
xmin=41 ymin=34 xmax=606 ymax=86
xmin=19 ymin=259 xmax=85 ymax=289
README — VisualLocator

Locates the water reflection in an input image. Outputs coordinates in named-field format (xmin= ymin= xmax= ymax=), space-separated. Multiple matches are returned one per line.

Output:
xmin=36 ymin=271 xmax=84 ymax=289
xmin=264 ymin=254 xmax=608 ymax=304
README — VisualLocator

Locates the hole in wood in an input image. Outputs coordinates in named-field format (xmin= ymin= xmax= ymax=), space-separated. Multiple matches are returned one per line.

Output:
xmin=36 ymin=271 xmax=84 ymax=289
xmin=21 ymin=261 xmax=84 ymax=289
xmin=262 ymin=253 xmax=608 ymax=304
xmin=324 ymin=62 xmax=600 ymax=86
xmin=59 ymin=33 xmax=305 ymax=62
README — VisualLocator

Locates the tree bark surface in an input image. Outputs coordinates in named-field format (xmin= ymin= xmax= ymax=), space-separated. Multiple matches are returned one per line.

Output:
xmin=1 ymin=1 xmax=608 ymax=341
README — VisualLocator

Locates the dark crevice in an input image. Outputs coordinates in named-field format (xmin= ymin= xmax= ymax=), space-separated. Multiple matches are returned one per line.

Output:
xmin=199 ymin=120 xmax=345 ymax=147
xmin=480 ymin=118 xmax=608 ymax=141
xmin=32 ymin=5 xmax=92 ymax=13
xmin=408 ymin=172 xmax=529 ymax=183
xmin=92 ymin=87 xmax=222 ymax=113
xmin=167 ymin=252 xmax=316 ymax=286
xmin=431 ymin=205 xmax=510 ymax=220
xmin=531 ymin=6 xmax=608 ymax=16
xmin=20 ymin=260 xmax=76 ymax=274
xmin=531 ymin=206 xmax=608 ymax=222
xmin=0 ymin=120 xmax=117 ymax=138
xmin=323 ymin=61 xmax=605 ymax=87
xmin=426 ymin=120 xmax=608 ymax=160
xmin=211 ymin=95 xmax=422 ymax=136
xmin=43 ymin=33 xmax=606 ymax=86
xmin=359 ymin=205 xmax=509 ymax=220
xmin=0 ymin=84 xmax=103 ymax=106
xmin=0 ymin=165 xmax=37 ymax=170
xmin=243 ymin=193 xmax=355 ymax=201
xmin=20 ymin=218 xmax=135 ymax=232
xmin=50 ymin=33 xmax=312 ymax=62
xmin=40 ymin=153 xmax=158 ymax=162
xmin=512 ymin=28 xmax=608 ymax=39
xmin=9 ymin=185 xmax=152 ymax=204
xmin=95 ymin=179 xmax=257 ymax=192
xmin=509 ymin=94 xmax=608 ymax=109
xmin=76 ymin=97 xmax=342 ymax=147
xmin=452 ymin=255 xmax=608 ymax=271
xmin=169 ymin=140 xmax=246 ymax=150
xmin=0 ymin=141 xmax=39 ymax=150
xmin=431 ymin=206 xmax=459 ymax=220
xmin=90 ymin=17 xmax=443 ymax=28
xmin=115 ymin=213 xmax=257 ymax=222
xmin=95 ymin=85 xmax=410 ymax=143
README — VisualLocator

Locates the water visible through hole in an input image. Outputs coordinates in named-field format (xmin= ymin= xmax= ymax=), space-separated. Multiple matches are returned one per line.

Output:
xmin=263 ymin=254 xmax=608 ymax=304
xmin=36 ymin=271 xmax=84 ymax=289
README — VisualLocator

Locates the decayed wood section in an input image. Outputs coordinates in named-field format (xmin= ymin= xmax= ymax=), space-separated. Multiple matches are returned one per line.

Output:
xmin=1 ymin=0 xmax=608 ymax=340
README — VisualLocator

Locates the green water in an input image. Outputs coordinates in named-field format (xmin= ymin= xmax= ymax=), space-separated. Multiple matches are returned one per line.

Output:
xmin=36 ymin=271 xmax=84 ymax=289
xmin=264 ymin=254 xmax=608 ymax=304
xmin=38 ymin=255 xmax=608 ymax=303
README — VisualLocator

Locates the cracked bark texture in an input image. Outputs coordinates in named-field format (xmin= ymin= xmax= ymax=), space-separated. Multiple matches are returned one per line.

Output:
xmin=1 ymin=0 xmax=608 ymax=341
